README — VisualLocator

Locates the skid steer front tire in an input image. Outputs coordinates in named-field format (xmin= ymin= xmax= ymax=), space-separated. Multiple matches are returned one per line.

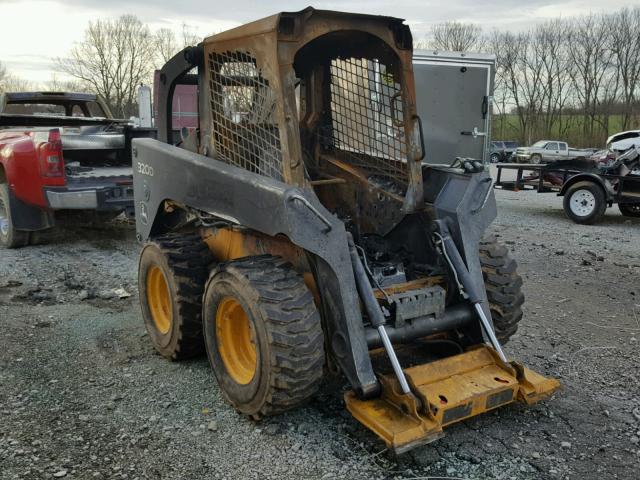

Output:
xmin=138 ymin=234 xmax=213 ymax=359
xmin=480 ymin=236 xmax=524 ymax=344
xmin=203 ymin=255 xmax=324 ymax=419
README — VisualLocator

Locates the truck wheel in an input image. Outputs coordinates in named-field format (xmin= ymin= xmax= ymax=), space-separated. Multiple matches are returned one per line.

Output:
xmin=480 ymin=236 xmax=524 ymax=345
xmin=563 ymin=181 xmax=606 ymax=225
xmin=138 ymin=234 xmax=214 ymax=359
xmin=0 ymin=183 xmax=30 ymax=248
xmin=618 ymin=203 xmax=640 ymax=218
xmin=530 ymin=154 xmax=542 ymax=164
xmin=490 ymin=153 xmax=500 ymax=163
xmin=203 ymin=255 xmax=324 ymax=419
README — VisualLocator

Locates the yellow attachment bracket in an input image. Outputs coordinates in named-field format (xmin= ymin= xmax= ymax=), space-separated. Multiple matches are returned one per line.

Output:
xmin=344 ymin=345 xmax=560 ymax=454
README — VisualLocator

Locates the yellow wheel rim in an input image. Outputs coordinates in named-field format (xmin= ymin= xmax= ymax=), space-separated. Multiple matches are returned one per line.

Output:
xmin=216 ymin=297 xmax=257 ymax=385
xmin=146 ymin=266 xmax=172 ymax=335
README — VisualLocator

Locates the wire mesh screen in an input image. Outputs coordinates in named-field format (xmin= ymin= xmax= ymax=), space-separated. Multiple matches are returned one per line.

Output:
xmin=208 ymin=51 xmax=283 ymax=181
xmin=328 ymin=58 xmax=408 ymax=189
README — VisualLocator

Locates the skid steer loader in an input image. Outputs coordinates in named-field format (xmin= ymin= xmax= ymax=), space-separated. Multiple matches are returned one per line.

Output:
xmin=133 ymin=8 xmax=559 ymax=453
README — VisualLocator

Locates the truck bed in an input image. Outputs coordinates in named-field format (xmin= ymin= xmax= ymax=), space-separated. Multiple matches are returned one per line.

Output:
xmin=66 ymin=166 xmax=132 ymax=181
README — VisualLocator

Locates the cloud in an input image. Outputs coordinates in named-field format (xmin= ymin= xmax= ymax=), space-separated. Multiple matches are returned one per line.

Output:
xmin=1 ymin=0 xmax=639 ymax=82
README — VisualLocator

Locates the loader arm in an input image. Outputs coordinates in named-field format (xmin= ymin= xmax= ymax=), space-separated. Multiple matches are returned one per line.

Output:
xmin=424 ymin=165 xmax=498 ymax=344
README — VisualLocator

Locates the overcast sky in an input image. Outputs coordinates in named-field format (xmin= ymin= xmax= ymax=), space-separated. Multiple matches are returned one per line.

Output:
xmin=1 ymin=0 xmax=638 ymax=83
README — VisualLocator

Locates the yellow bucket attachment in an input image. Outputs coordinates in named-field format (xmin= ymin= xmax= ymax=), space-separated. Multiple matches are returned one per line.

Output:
xmin=345 ymin=345 xmax=560 ymax=454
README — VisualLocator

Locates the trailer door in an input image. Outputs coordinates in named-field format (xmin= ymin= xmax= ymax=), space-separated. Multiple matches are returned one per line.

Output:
xmin=413 ymin=52 xmax=494 ymax=164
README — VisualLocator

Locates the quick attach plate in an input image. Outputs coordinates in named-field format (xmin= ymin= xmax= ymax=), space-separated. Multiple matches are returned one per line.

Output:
xmin=344 ymin=345 xmax=560 ymax=454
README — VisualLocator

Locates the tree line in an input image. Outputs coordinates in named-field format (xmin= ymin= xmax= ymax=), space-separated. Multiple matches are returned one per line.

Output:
xmin=1 ymin=8 xmax=639 ymax=147
xmin=419 ymin=8 xmax=640 ymax=147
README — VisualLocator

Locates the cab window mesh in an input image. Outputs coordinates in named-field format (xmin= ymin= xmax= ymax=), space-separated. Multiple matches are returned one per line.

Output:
xmin=327 ymin=57 xmax=408 ymax=189
xmin=208 ymin=51 xmax=283 ymax=181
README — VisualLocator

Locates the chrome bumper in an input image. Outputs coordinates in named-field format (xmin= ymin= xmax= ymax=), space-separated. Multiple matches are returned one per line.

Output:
xmin=46 ymin=190 xmax=98 ymax=209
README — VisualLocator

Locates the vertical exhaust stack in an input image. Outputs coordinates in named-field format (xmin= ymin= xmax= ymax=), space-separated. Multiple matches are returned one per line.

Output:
xmin=137 ymin=86 xmax=153 ymax=128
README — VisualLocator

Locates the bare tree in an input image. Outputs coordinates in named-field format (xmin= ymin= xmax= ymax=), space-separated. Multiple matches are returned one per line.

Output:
xmin=429 ymin=22 xmax=484 ymax=52
xmin=46 ymin=73 xmax=85 ymax=93
xmin=181 ymin=23 xmax=201 ymax=47
xmin=0 ymin=61 xmax=7 ymax=92
xmin=0 ymin=73 xmax=34 ymax=94
xmin=533 ymin=20 xmax=574 ymax=140
xmin=567 ymin=15 xmax=616 ymax=144
xmin=494 ymin=31 xmax=546 ymax=144
xmin=155 ymin=27 xmax=179 ymax=66
xmin=486 ymin=31 xmax=512 ymax=140
xmin=608 ymin=7 xmax=640 ymax=130
xmin=57 ymin=15 xmax=156 ymax=117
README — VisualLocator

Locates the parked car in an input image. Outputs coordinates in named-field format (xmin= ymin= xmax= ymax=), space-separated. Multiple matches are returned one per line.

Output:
xmin=0 ymin=91 xmax=154 ymax=248
xmin=514 ymin=140 xmax=597 ymax=164
xmin=489 ymin=140 xmax=519 ymax=163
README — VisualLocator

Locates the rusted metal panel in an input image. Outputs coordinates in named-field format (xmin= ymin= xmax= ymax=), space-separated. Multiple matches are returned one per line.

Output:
xmin=201 ymin=7 xmax=424 ymax=209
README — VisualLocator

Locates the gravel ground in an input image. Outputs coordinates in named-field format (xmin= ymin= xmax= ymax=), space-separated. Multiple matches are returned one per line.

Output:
xmin=1 ymin=190 xmax=640 ymax=480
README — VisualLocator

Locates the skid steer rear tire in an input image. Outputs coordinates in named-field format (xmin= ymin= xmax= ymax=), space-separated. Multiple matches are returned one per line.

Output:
xmin=138 ymin=234 xmax=214 ymax=360
xmin=480 ymin=236 xmax=524 ymax=344
xmin=203 ymin=255 xmax=324 ymax=419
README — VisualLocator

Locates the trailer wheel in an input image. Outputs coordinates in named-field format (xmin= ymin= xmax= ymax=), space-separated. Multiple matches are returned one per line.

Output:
xmin=203 ymin=255 xmax=324 ymax=419
xmin=0 ymin=183 xmax=30 ymax=248
xmin=480 ymin=236 xmax=524 ymax=344
xmin=618 ymin=203 xmax=640 ymax=218
xmin=563 ymin=181 xmax=606 ymax=225
xmin=138 ymin=234 xmax=214 ymax=359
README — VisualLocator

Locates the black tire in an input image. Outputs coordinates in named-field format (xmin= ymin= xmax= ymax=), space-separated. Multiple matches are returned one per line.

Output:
xmin=530 ymin=154 xmax=542 ymax=164
xmin=138 ymin=233 xmax=214 ymax=359
xmin=0 ymin=183 xmax=30 ymax=248
xmin=562 ymin=181 xmax=606 ymax=225
xmin=490 ymin=153 xmax=500 ymax=164
xmin=203 ymin=255 xmax=324 ymax=419
xmin=479 ymin=236 xmax=524 ymax=345
xmin=618 ymin=203 xmax=640 ymax=218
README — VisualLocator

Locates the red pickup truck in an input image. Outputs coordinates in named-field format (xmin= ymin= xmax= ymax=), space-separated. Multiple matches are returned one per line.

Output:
xmin=0 ymin=92 xmax=154 ymax=248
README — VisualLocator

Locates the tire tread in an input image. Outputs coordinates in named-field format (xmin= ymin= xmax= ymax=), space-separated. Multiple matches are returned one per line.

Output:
xmin=145 ymin=233 xmax=214 ymax=359
xmin=480 ymin=236 xmax=524 ymax=344
xmin=210 ymin=255 xmax=324 ymax=417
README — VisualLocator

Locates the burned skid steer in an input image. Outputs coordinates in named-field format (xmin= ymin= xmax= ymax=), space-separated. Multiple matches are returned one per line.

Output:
xmin=133 ymin=8 xmax=559 ymax=453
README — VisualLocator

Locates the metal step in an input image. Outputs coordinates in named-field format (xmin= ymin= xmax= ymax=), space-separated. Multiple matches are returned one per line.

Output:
xmin=344 ymin=346 xmax=560 ymax=454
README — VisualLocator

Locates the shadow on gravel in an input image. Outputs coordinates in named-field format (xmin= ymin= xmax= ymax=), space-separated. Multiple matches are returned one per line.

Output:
xmin=32 ymin=214 xmax=137 ymax=248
